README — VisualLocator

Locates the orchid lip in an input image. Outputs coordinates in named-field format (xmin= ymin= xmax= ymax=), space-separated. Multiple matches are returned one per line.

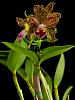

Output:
xmin=38 ymin=24 xmax=46 ymax=28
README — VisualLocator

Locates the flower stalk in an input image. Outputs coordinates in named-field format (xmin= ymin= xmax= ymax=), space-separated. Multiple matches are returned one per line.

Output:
xmin=33 ymin=75 xmax=43 ymax=100
xmin=54 ymin=86 xmax=60 ymax=100
xmin=13 ymin=72 xmax=24 ymax=100
xmin=67 ymin=95 xmax=69 ymax=100
xmin=33 ymin=64 xmax=43 ymax=100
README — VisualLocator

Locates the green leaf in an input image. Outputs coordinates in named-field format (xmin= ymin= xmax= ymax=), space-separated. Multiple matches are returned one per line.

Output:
xmin=17 ymin=68 xmax=28 ymax=81
xmin=39 ymin=71 xmax=53 ymax=100
xmin=2 ymin=42 xmax=38 ymax=64
xmin=0 ymin=59 xmax=7 ymax=66
xmin=62 ymin=86 xmax=73 ymax=100
xmin=0 ymin=51 xmax=9 ymax=53
xmin=5 ymin=40 xmax=27 ymax=72
xmin=0 ymin=51 xmax=8 ymax=67
xmin=39 ymin=45 xmax=75 ymax=65
xmin=0 ymin=51 xmax=9 ymax=52
xmin=21 ymin=39 xmax=28 ymax=48
xmin=7 ymin=50 xmax=26 ymax=72
xmin=41 ymin=67 xmax=52 ymax=93
xmin=0 ymin=55 xmax=7 ymax=57
xmin=25 ymin=58 xmax=34 ymax=85
xmin=41 ymin=84 xmax=49 ymax=100
xmin=54 ymin=54 xmax=65 ymax=88
xmin=0 ymin=51 xmax=9 ymax=57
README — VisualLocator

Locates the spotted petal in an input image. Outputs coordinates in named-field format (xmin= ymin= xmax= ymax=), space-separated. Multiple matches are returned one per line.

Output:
xmin=33 ymin=5 xmax=47 ymax=23
xmin=45 ymin=2 xmax=55 ymax=14
xmin=26 ymin=15 xmax=39 ymax=26
xmin=16 ymin=17 xmax=26 ymax=27
xmin=43 ymin=12 xmax=61 ymax=28
xmin=47 ymin=28 xmax=58 ymax=43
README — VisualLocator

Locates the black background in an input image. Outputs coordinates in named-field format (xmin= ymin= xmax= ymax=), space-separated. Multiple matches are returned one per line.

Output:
xmin=0 ymin=0 xmax=75 ymax=100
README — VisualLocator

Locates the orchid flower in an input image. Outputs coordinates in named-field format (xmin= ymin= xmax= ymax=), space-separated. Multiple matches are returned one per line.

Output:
xmin=16 ymin=2 xmax=61 ymax=45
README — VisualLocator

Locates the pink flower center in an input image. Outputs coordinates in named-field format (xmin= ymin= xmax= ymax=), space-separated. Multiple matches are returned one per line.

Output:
xmin=35 ymin=24 xmax=47 ymax=38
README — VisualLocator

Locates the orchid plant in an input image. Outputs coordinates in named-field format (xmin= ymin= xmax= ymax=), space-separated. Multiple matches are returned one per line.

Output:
xmin=0 ymin=2 xmax=75 ymax=100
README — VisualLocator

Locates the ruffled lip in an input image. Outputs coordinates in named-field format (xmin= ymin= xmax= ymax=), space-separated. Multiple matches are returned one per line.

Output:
xmin=35 ymin=31 xmax=47 ymax=39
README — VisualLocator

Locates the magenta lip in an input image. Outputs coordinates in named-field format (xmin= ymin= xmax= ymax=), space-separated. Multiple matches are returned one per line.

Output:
xmin=34 ymin=31 xmax=47 ymax=38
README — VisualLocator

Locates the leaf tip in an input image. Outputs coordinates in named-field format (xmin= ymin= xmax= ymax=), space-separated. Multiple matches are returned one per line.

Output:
xmin=1 ymin=42 xmax=6 ymax=44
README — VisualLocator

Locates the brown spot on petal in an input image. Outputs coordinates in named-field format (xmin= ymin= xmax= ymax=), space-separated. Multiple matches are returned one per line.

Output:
xmin=27 ymin=16 xmax=39 ymax=26
xmin=33 ymin=5 xmax=47 ymax=23
xmin=43 ymin=12 xmax=61 ymax=28
xmin=45 ymin=2 xmax=55 ymax=13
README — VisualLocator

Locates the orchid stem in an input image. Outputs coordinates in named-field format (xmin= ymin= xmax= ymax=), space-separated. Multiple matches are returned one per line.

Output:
xmin=26 ymin=80 xmax=35 ymax=98
xmin=67 ymin=95 xmax=69 ymax=100
xmin=54 ymin=87 xmax=60 ymax=100
xmin=33 ymin=75 xmax=43 ymax=100
xmin=13 ymin=72 xmax=24 ymax=100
